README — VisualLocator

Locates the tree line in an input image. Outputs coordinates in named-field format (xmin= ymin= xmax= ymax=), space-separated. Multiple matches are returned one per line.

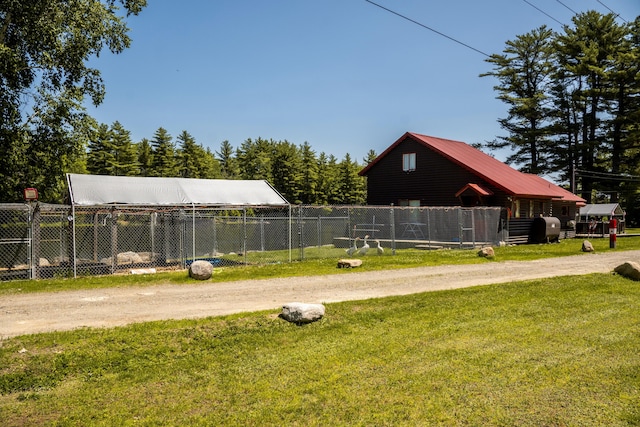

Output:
xmin=0 ymin=0 xmax=372 ymax=205
xmin=481 ymin=11 xmax=640 ymax=210
xmin=3 ymin=2 xmax=640 ymax=216
xmin=84 ymin=122 xmax=372 ymax=205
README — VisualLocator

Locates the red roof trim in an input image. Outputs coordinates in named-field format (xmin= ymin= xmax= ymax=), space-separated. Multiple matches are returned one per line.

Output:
xmin=359 ymin=132 xmax=413 ymax=176
xmin=455 ymin=183 xmax=493 ymax=198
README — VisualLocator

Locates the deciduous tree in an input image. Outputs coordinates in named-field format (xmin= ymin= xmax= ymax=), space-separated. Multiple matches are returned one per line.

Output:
xmin=0 ymin=0 xmax=147 ymax=201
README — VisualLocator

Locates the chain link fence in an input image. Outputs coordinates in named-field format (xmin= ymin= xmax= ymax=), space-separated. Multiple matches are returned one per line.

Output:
xmin=0 ymin=203 xmax=505 ymax=281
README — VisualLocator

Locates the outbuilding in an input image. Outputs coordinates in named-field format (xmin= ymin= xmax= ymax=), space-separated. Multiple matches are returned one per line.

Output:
xmin=359 ymin=132 xmax=586 ymax=243
xmin=578 ymin=203 xmax=625 ymax=235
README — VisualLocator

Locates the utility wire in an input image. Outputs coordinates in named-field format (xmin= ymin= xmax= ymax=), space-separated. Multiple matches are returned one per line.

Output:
xmin=575 ymin=169 xmax=640 ymax=182
xmin=596 ymin=0 xmax=628 ymax=23
xmin=555 ymin=0 xmax=578 ymax=15
xmin=364 ymin=0 xmax=490 ymax=57
xmin=521 ymin=0 xmax=565 ymax=26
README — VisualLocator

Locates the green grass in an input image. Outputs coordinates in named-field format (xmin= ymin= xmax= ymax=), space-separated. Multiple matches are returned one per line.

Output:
xmin=1 ymin=273 xmax=640 ymax=425
xmin=2 ymin=236 xmax=640 ymax=294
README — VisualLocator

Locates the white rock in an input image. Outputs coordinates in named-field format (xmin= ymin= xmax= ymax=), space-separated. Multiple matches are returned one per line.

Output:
xmin=189 ymin=260 xmax=213 ymax=280
xmin=582 ymin=240 xmax=595 ymax=252
xmin=280 ymin=302 xmax=325 ymax=324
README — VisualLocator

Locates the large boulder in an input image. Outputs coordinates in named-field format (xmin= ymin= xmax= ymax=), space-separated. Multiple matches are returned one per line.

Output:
xmin=189 ymin=260 xmax=213 ymax=280
xmin=582 ymin=240 xmax=595 ymax=252
xmin=614 ymin=261 xmax=640 ymax=281
xmin=117 ymin=251 xmax=143 ymax=264
xmin=280 ymin=302 xmax=325 ymax=324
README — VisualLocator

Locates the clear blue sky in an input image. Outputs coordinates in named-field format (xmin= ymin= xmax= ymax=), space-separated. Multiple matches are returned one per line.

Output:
xmin=86 ymin=0 xmax=639 ymax=164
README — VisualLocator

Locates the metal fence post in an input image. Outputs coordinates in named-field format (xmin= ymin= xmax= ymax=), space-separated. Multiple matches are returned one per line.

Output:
xmin=243 ymin=207 xmax=247 ymax=265
xmin=426 ymin=207 xmax=431 ymax=248
xmin=192 ymin=203 xmax=196 ymax=263
xmin=298 ymin=206 xmax=304 ymax=260
xmin=70 ymin=206 xmax=77 ymax=278
xmin=390 ymin=204 xmax=396 ymax=255
xmin=31 ymin=203 xmax=41 ymax=279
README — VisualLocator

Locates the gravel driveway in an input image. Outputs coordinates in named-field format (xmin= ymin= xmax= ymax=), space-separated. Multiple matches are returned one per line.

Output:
xmin=2 ymin=250 xmax=640 ymax=339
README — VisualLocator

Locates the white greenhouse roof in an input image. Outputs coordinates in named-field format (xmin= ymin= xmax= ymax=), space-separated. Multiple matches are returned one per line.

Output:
xmin=67 ymin=174 xmax=289 ymax=206
xmin=579 ymin=203 xmax=624 ymax=217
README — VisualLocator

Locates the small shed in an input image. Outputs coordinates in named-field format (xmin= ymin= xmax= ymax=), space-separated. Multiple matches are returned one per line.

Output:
xmin=578 ymin=203 xmax=625 ymax=235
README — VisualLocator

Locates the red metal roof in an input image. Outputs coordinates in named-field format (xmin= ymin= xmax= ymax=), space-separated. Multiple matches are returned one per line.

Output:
xmin=455 ymin=183 xmax=493 ymax=198
xmin=360 ymin=132 xmax=585 ymax=203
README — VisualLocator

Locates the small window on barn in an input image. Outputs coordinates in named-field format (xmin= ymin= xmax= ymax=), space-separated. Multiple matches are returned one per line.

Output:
xmin=402 ymin=153 xmax=416 ymax=172
xmin=398 ymin=199 xmax=420 ymax=206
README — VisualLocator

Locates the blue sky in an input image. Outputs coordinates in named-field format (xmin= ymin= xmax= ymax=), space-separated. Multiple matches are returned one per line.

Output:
xmin=86 ymin=0 xmax=639 ymax=164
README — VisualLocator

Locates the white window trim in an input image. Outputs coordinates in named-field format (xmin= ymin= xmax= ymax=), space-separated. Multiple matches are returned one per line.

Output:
xmin=403 ymin=153 xmax=416 ymax=172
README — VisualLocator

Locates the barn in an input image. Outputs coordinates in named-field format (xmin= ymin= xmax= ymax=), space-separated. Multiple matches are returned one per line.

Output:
xmin=359 ymin=132 xmax=586 ymax=243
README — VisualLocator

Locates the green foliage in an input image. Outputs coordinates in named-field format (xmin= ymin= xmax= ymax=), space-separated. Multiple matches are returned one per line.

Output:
xmin=483 ymin=11 xmax=640 ymax=211
xmin=0 ymin=0 xmax=147 ymax=202
xmin=216 ymin=139 xmax=240 ymax=179
xmin=150 ymin=127 xmax=179 ymax=177
xmin=482 ymin=26 xmax=555 ymax=174
xmin=87 ymin=121 xmax=139 ymax=176
xmin=136 ymin=138 xmax=153 ymax=177
xmin=177 ymin=130 xmax=221 ymax=179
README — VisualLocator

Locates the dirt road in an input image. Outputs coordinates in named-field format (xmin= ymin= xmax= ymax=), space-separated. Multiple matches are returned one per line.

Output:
xmin=2 ymin=250 xmax=640 ymax=339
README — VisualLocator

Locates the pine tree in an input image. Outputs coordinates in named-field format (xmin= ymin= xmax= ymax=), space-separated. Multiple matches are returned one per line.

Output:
xmin=363 ymin=149 xmax=378 ymax=165
xmin=299 ymin=142 xmax=319 ymax=204
xmin=137 ymin=138 xmax=153 ymax=177
xmin=481 ymin=26 xmax=555 ymax=174
xmin=199 ymin=147 xmax=222 ymax=179
xmin=316 ymin=152 xmax=342 ymax=205
xmin=150 ymin=127 xmax=179 ymax=177
xmin=110 ymin=121 xmax=139 ymax=176
xmin=177 ymin=130 xmax=199 ymax=178
xmin=216 ymin=140 xmax=240 ymax=179
xmin=553 ymin=11 xmax=628 ymax=202
xmin=236 ymin=137 xmax=273 ymax=181
xmin=86 ymin=123 xmax=115 ymax=175
xmin=177 ymin=130 xmax=221 ymax=179
xmin=337 ymin=153 xmax=366 ymax=205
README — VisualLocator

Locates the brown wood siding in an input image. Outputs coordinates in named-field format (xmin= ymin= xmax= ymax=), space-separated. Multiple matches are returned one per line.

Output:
xmin=366 ymin=137 xmax=507 ymax=206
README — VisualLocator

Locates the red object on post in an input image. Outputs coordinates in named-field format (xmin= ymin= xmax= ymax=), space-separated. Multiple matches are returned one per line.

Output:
xmin=609 ymin=218 xmax=617 ymax=249
xmin=23 ymin=188 xmax=38 ymax=201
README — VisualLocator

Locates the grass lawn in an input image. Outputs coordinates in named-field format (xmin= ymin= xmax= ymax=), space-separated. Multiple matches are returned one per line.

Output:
xmin=1 ymin=237 xmax=640 ymax=425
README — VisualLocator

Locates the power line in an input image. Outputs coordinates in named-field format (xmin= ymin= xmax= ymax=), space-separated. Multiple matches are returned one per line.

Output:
xmin=521 ymin=0 xmax=565 ymax=26
xmin=363 ymin=0 xmax=490 ymax=58
xmin=555 ymin=0 xmax=578 ymax=15
xmin=596 ymin=0 xmax=628 ymax=23
xmin=575 ymin=169 xmax=640 ymax=182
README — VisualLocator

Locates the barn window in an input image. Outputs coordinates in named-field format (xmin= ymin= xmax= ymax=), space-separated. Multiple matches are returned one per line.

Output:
xmin=402 ymin=153 xmax=416 ymax=172
xmin=398 ymin=199 xmax=420 ymax=206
